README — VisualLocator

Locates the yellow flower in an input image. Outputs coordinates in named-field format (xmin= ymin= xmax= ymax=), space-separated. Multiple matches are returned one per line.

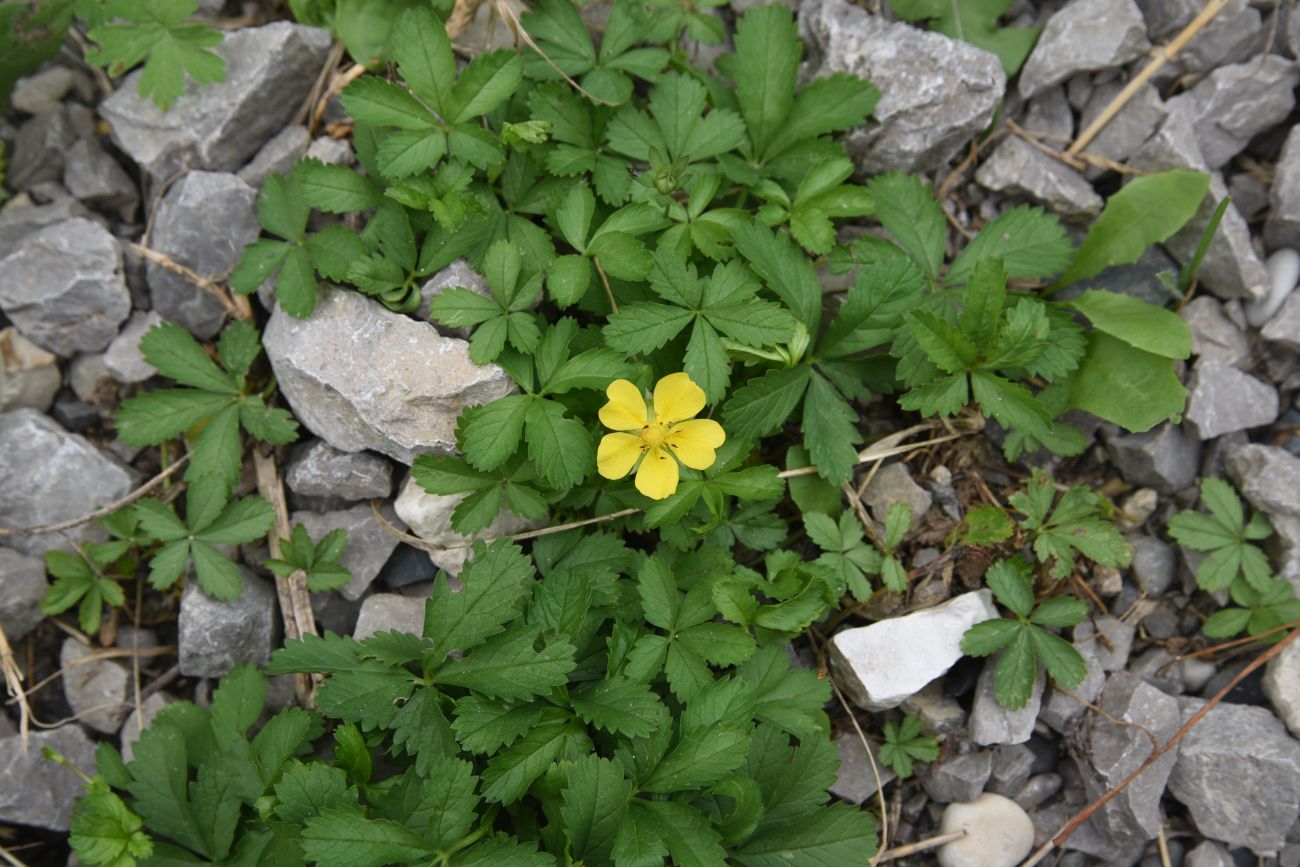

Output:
xmin=596 ymin=372 xmax=726 ymax=500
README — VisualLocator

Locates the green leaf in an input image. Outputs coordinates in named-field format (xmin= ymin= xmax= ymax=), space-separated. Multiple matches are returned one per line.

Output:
xmin=1029 ymin=627 xmax=1087 ymax=690
xmin=1029 ymin=596 xmax=1088 ymax=629
xmin=723 ymin=365 xmax=811 ymax=438
xmin=1064 ymin=332 xmax=1187 ymax=433
xmin=1055 ymin=169 xmax=1211 ymax=288
xmin=301 ymin=807 xmax=433 ymax=867
xmin=906 ymin=310 xmax=978 ymax=373
xmin=948 ymin=205 xmax=1072 ymax=285
xmin=643 ymin=727 xmax=750 ymax=793
xmin=1069 ymin=290 xmax=1192 ymax=359
xmin=425 ymin=540 xmax=534 ymax=661
xmin=195 ymin=495 xmax=275 ymax=544
xmin=970 ymin=370 xmax=1052 ymax=441
xmin=297 ymin=159 xmax=383 ymax=213
xmin=961 ymin=619 xmax=1020 ymax=657
xmin=126 ymin=724 xmax=208 ymax=856
xmin=571 ymin=676 xmax=665 ymax=738
xmin=993 ymin=628 xmax=1038 ymax=709
xmin=561 ymin=755 xmax=633 ymax=864
xmin=866 ymin=173 xmax=944 ymax=280
xmin=69 ymin=782 xmax=153 ymax=867
xmin=139 ymin=323 xmax=235 ymax=394
xmin=481 ymin=717 xmax=579 ymax=804
xmin=460 ymin=395 xmax=530 ymax=471
xmin=437 ymin=629 xmax=576 ymax=700
xmin=453 ymin=696 xmax=544 ymax=756
xmin=984 ymin=559 xmax=1033 ymax=618
xmin=525 ymin=398 xmax=593 ymax=488
xmin=732 ymin=221 xmax=821 ymax=331
xmin=801 ymin=372 xmax=859 ymax=485
xmin=730 ymin=3 xmax=799 ymax=158
xmin=734 ymin=802 xmax=878 ymax=866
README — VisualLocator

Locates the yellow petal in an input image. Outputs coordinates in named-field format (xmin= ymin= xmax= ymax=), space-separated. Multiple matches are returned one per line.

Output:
xmin=666 ymin=418 xmax=726 ymax=470
xmin=635 ymin=446 xmax=679 ymax=500
xmin=597 ymin=432 xmax=643 ymax=480
xmin=653 ymin=372 xmax=706 ymax=423
xmin=599 ymin=379 xmax=648 ymax=431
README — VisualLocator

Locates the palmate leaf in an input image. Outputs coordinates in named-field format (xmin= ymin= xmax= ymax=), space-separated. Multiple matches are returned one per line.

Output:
xmin=85 ymin=0 xmax=226 ymax=109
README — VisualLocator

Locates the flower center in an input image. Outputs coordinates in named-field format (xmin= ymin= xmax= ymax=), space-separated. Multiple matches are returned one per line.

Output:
xmin=639 ymin=420 xmax=671 ymax=451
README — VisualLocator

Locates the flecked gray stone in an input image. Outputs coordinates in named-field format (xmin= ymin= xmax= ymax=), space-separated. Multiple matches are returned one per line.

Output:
xmin=1140 ymin=0 xmax=1260 ymax=71
xmin=0 ymin=725 xmax=97 ymax=831
xmin=799 ymin=0 xmax=1004 ymax=174
xmin=288 ymin=504 xmax=400 ymax=601
xmin=0 ymin=326 xmax=60 ymax=412
xmin=988 ymin=744 xmax=1035 ymax=797
xmin=9 ymin=107 xmax=79 ymax=190
xmin=829 ymin=730 xmax=895 ymax=804
xmin=1264 ymin=637 xmax=1300 ymax=738
xmin=418 ymin=258 xmax=493 ymax=325
xmin=286 ymin=440 xmax=393 ymax=501
xmin=975 ymin=135 xmax=1103 ymax=219
xmin=1073 ymin=616 xmax=1135 ymax=672
xmin=264 ymin=288 xmax=515 ymax=465
xmin=861 ymin=462 xmax=932 ymax=533
xmin=1168 ymin=699 xmax=1300 ymax=853
xmin=0 ymin=548 xmax=46 ymax=641
xmin=63 ymin=137 xmax=139 ymax=221
xmin=354 ymin=592 xmax=426 ymax=640
xmin=0 ymin=409 xmax=135 ymax=558
xmin=10 ymin=67 xmax=78 ymax=116
xmin=1023 ymin=87 xmax=1073 ymax=143
xmin=831 ymin=590 xmax=998 ymax=711
xmin=0 ymin=217 xmax=131 ymax=357
xmin=1263 ymin=292 xmax=1300 ymax=351
xmin=147 ymin=171 xmax=260 ymax=338
xmin=1103 ymin=424 xmax=1201 ymax=495
xmin=1225 ymin=443 xmax=1300 ymax=517
xmin=1019 ymin=0 xmax=1150 ymax=99
xmin=237 ymin=124 xmax=311 ymax=187
xmin=1227 ymin=170 xmax=1270 ymax=221
xmin=970 ymin=658 xmax=1045 ymax=745
xmin=1129 ymin=535 xmax=1176 ymax=596
xmin=901 ymin=682 xmax=968 ymax=735
xmin=1267 ymin=126 xmax=1300 ymax=250
xmin=393 ymin=474 xmax=539 ymax=575
xmin=1014 ymin=773 xmax=1062 ymax=811
xmin=1184 ymin=360 xmax=1279 ymax=440
xmin=1040 ymin=640 xmax=1104 ymax=733
xmin=924 ymin=750 xmax=993 ymax=804
xmin=1166 ymin=56 xmax=1299 ymax=170
xmin=1129 ymin=110 xmax=1269 ymax=301
xmin=119 ymin=693 xmax=170 ymax=764
xmin=1073 ymin=672 xmax=1182 ymax=862
xmin=101 ymin=23 xmax=333 ymax=180
xmin=178 ymin=568 xmax=277 ymax=677
xmin=0 ymin=194 xmax=92 ymax=261
xmin=1079 ymin=82 xmax=1167 ymax=178
xmin=305 ymin=135 xmax=356 ymax=166
xmin=1130 ymin=646 xmax=1186 ymax=695
xmin=1181 ymin=296 xmax=1250 ymax=367
xmin=60 ymin=638 xmax=128 ymax=734
xmin=103 ymin=310 xmax=164 ymax=383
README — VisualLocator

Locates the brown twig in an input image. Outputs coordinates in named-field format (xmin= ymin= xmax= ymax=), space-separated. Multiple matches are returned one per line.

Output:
xmin=1065 ymin=0 xmax=1231 ymax=158
xmin=0 ymin=452 xmax=191 ymax=538
xmin=128 ymin=242 xmax=251 ymax=320
xmin=877 ymin=829 xmax=967 ymax=862
xmin=297 ymin=39 xmax=346 ymax=132
xmin=308 ymin=61 xmax=368 ymax=136
xmin=593 ymin=256 xmax=620 ymax=315
xmin=0 ymin=625 xmax=30 ymax=749
xmin=1019 ymin=624 xmax=1300 ymax=866
xmin=0 ymin=842 xmax=30 ymax=867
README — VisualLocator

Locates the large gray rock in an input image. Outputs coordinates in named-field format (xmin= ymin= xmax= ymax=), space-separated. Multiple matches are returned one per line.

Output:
xmin=0 ymin=409 xmax=135 ymax=558
xmin=1103 ymin=423 xmax=1201 ymax=494
xmin=0 ymin=193 xmax=92 ymax=260
xmin=830 ymin=590 xmax=998 ymax=711
xmin=1166 ymin=56 xmax=1299 ymax=170
xmin=237 ymin=124 xmax=311 ymax=188
xmin=9 ymin=107 xmax=80 ymax=190
xmin=0 ymin=548 xmax=46 ymax=641
xmin=264 ymin=288 xmax=515 ymax=465
xmin=1266 ymin=126 xmax=1300 ymax=250
xmin=1019 ymin=0 xmax=1150 ymax=99
xmin=1225 ymin=443 xmax=1300 ymax=518
xmin=178 ymin=568 xmax=277 ymax=677
xmin=798 ymin=0 xmax=1004 ymax=173
xmin=60 ymin=638 xmax=128 ymax=734
xmin=63 ymin=137 xmax=139 ymax=221
xmin=1264 ymin=638 xmax=1300 ymax=738
xmin=924 ymin=750 xmax=993 ymax=803
xmin=0 ymin=326 xmax=60 ymax=412
xmin=1129 ymin=111 xmax=1268 ymax=301
xmin=353 ymin=593 xmax=426 ymax=640
xmin=975 ymin=135 xmax=1103 ymax=219
xmin=288 ymin=504 xmax=399 ymax=601
xmin=0 ymin=725 xmax=97 ymax=831
xmin=1168 ymin=699 xmax=1300 ymax=852
xmin=0 ymin=217 xmax=131 ymax=357
xmin=1180 ymin=296 xmax=1250 ymax=368
xmin=1184 ymin=359 xmax=1279 ymax=440
xmin=1072 ymin=672 xmax=1182 ymax=863
xmin=103 ymin=310 xmax=164 ymax=384
xmin=147 ymin=171 xmax=260 ymax=338
xmin=392 ymin=473 xmax=539 ymax=575
xmin=286 ymin=440 xmax=393 ymax=501
xmin=100 ymin=22 xmax=333 ymax=180
xmin=1139 ymin=0 xmax=1262 ymax=72
xmin=970 ymin=659 xmax=1045 ymax=745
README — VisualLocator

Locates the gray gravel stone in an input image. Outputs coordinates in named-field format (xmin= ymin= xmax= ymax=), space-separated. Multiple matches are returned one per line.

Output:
xmin=861 ymin=462 xmax=932 ymax=533
xmin=10 ymin=67 xmax=77 ymax=116
xmin=1168 ymin=699 xmax=1300 ymax=853
xmin=1014 ymin=773 xmax=1063 ymax=811
xmin=829 ymin=730 xmax=895 ymax=804
xmin=1129 ymin=535 xmax=1176 ymax=596
xmin=1184 ymin=841 xmax=1235 ymax=867
xmin=970 ymin=658 xmax=1044 ymax=745
xmin=1040 ymin=641 xmax=1104 ymax=733
xmin=831 ymin=590 xmax=998 ymax=711
xmin=0 ymin=217 xmax=131 ymax=357
xmin=1225 ymin=443 xmax=1300 ymax=517
xmin=63 ymin=137 xmax=139 ymax=221
xmin=1073 ymin=672 xmax=1182 ymax=862
xmin=178 ymin=568 xmax=277 ymax=677
xmin=237 ymin=124 xmax=311 ymax=187
xmin=1264 ymin=637 xmax=1300 ymax=738
xmin=975 ymin=135 xmax=1103 ymax=219
xmin=1130 ymin=646 xmax=1186 ymax=695
xmin=60 ymin=638 xmax=128 ymax=734
xmin=0 ymin=194 xmax=92 ymax=261
xmin=799 ymin=0 xmax=1004 ymax=174
xmin=0 ymin=326 xmax=60 ymax=412
xmin=305 ymin=135 xmax=356 ymax=166
xmin=0 ymin=548 xmax=46 ymax=641
xmin=1019 ymin=0 xmax=1150 ymax=99
xmin=9 ymin=107 xmax=79 ymax=190
xmin=988 ymin=744 xmax=1035 ymax=797
xmin=1181 ymin=296 xmax=1250 ymax=367
xmin=1266 ymin=125 xmax=1300 ymax=250
xmin=1262 ymin=292 xmax=1300 ymax=351
xmin=0 ymin=409 xmax=135 ymax=558
xmin=353 ymin=593 xmax=426 ymax=640
xmin=1166 ymin=56 xmax=1299 ymax=170
xmin=103 ymin=310 xmax=164 ymax=383
xmin=1022 ymin=87 xmax=1073 ymax=143
xmin=264 ymin=288 xmax=515 ymax=464
xmin=286 ymin=440 xmax=393 ymax=501
xmin=101 ymin=22 xmax=332 ymax=180
xmin=1073 ymin=616 xmax=1135 ymax=672
xmin=147 ymin=171 xmax=260 ymax=339
xmin=288 ymin=504 xmax=400 ymax=601
xmin=0 ymin=725 xmax=97 ymax=831
xmin=901 ymin=682 xmax=968 ymax=735
xmin=1079 ymin=82 xmax=1167 ymax=178
xmin=119 ymin=693 xmax=170 ymax=764
xmin=1184 ymin=360 xmax=1279 ymax=440
xmin=1103 ymin=424 xmax=1201 ymax=495
xmin=924 ymin=750 xmax=993 ymax=803
xmin=419 ymin=258 xmax=493 ymax=326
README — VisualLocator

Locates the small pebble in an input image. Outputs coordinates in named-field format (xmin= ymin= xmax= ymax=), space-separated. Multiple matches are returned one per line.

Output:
xmin=1249 ymin=249 xmax=1300 ymax=327
xmin=938 ymin=793 xmax=1035 ymax=867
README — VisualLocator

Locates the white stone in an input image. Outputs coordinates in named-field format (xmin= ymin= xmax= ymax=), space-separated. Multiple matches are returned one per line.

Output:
xmin=1263 ymin=638 xmax=1300 ymax=739
xmin=937 ymin=793 xmax=1035 ymax=867
xmin=1248 ymin=248 xmax=1300 ymax=327
xmin=393 ymin=473 xmax=539 ymax=575
xmin=103 ymin=310 xmax=164 ymax=383
xmin=0 ymin=326 xmax=60 ymax=412
xmin=830 ymin=590 xmax=998 ymax=711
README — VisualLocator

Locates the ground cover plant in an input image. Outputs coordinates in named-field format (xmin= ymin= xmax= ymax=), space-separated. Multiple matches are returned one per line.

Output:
xmin=4 ymin=0 xmax=1292 ymax=864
